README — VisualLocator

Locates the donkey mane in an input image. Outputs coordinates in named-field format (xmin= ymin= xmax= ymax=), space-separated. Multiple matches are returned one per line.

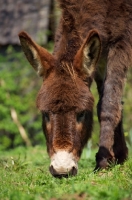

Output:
xmin=55 ymin=0 xmax=132 ymax=62
xmin=53 ymin=1 xmax=82 ymax=61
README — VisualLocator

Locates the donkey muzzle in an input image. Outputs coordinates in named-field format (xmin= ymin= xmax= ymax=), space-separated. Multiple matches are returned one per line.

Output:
xmin=49 ymin=151 xmax=78 ymax=178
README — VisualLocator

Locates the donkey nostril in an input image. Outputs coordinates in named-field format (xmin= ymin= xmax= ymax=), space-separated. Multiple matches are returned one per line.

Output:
xmin=49 ymin=165 xmax=55 ymax=176
xmin=71 ymin=166 xmax=77 ymax=176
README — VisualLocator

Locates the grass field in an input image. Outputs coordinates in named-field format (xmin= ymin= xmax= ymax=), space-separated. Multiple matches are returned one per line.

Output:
xmin=0 ymin=145 xmax=132 ymax=200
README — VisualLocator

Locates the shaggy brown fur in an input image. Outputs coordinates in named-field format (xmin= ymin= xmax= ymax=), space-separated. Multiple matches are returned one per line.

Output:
xmin=19 ymin=0 xmax=132 ymax=175
xmin=54 ymin=0 xmax=132 ymax=169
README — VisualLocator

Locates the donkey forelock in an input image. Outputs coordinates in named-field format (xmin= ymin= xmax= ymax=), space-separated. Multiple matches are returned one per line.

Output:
xmin=36 ymin=64 xmax=94 ymax=113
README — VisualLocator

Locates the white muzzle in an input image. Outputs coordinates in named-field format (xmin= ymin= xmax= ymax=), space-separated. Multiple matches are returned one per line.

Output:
xmin=50 ymin=151 xmax=78 ymax=177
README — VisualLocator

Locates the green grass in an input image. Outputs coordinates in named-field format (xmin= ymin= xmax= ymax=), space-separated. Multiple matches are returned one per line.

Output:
xmin=0 ymin=146 xmax=132 ymax=200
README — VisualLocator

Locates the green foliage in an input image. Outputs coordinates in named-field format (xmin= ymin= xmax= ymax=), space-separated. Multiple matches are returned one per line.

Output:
xmin=0 ymin=46 xmax=45 ymax=149
xmin=123 ymin=67 xmax=132 ymax=141
xmin=0 ymin=146 xmax=132 ymax=200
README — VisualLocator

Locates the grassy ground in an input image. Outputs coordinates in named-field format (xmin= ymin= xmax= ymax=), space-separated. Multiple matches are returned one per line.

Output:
xmin=0 ymin=146 xmax=132 ymax=200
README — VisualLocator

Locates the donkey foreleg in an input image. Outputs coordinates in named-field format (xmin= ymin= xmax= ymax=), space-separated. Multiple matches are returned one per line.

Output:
xmin=95 ymin=41 xmax=131 ymax=169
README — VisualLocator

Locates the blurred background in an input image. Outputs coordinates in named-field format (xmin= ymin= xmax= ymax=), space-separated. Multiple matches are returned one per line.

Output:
xmin=0 ymin=0 xmax=132 ymax=151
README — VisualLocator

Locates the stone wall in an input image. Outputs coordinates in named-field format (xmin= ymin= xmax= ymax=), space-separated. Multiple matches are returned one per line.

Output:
xmin=0 ymin=0 xmax=53 ymax=45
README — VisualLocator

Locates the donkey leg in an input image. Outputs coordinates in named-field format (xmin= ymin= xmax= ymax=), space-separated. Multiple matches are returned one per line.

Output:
xmin=95 ymin=79 xmax=128 ymax=169
xmin=95 ymin=41 xmax=131 ymax=169
xmin=95 ymin=116 xmax=128 ymax=170
xmin=113 ymin=113 xmax=128 ymax=164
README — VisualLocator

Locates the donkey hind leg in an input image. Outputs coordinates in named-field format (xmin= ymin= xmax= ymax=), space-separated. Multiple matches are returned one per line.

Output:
xmin=94 ymin=41 xmax=130 ymax=170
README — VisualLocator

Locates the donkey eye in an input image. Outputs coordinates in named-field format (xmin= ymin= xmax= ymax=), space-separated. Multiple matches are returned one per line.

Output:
xmin=76 ymin=111 xmax=86 ymax=123
xmin=43 ymin=112 xmax=50 ymax=122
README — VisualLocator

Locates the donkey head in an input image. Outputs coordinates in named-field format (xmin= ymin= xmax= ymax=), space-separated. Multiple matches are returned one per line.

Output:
xmin=19 ymin=30 xmax=101 ymax=177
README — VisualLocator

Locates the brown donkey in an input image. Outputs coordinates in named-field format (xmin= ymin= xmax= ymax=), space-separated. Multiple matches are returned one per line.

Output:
xmin=19 ymin=0 xmax=132 ymax=177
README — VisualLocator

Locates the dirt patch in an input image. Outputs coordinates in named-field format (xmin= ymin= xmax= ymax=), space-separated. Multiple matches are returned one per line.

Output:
xmin=50 ymin=192 xmax=88 ymax=200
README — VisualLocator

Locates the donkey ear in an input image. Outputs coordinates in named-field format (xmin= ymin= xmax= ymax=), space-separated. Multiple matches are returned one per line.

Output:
xmin=74 ymin=30 xmax=101 ymax=77
xmin=19 ymin=31 xmax=55 ymax=77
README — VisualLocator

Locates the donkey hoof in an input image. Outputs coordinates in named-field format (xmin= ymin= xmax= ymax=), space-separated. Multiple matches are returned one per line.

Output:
xmin=94 ymin=157 xmax=109 ymax=171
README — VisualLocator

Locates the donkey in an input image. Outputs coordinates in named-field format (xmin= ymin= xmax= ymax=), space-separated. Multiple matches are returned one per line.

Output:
xmin=19 ymin=0 xmax=132 ymax=177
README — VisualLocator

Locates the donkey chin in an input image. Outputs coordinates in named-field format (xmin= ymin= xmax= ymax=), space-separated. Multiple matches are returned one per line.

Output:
xmin=49 ymin=151 xmax=78 ymax=178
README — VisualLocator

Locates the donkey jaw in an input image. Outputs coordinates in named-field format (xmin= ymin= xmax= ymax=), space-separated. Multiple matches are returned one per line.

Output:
xmin=49 ymin=151 xmax=78 ymax=177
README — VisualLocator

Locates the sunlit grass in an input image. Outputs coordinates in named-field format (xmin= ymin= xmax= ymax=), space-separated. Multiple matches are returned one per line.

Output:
xmin=0 ymin=146 xmax=132 ymax=200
